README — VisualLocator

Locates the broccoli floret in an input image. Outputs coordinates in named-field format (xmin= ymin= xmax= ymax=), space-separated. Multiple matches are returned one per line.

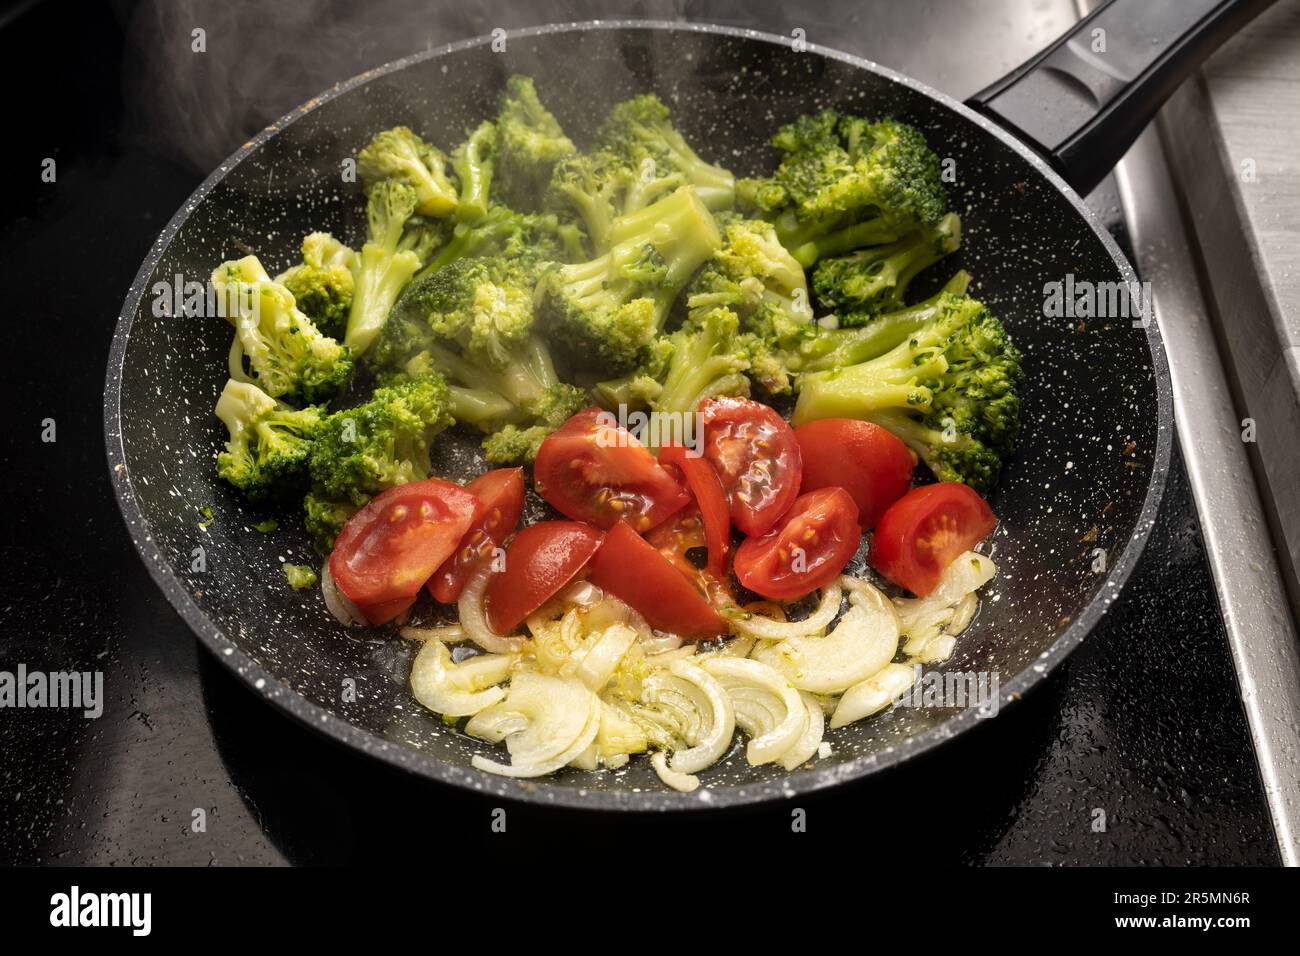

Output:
xmin=283 ymin=564 xmax=319 ymax=590
xmin=357 ymin=126 xmax=457 ymax=217
xmin=306 ymin=375 xmax=454 ymax=524
xmin=653 ymin=306 xmax=753 ymax=415
xmin=214 ymin=379 xmax=323 ymax=500
xmin=738 ymin=112 xmax=947 ymax=267
xmin=811 ymin=212 xmax=961 ymax=319
xmin=450 ymin=121 xmax=496 ymax=223
xmin=596 ymin=93 xmax=735 ymax=211
xmin=213 ymin=255 xmax=354 ymax=405
xmin=791 ymin=293 xmax=1022 ymax=492
xmin=414 ymin=204 xmax=584 ymax=279
xmin=537 ymin=185 xmax=722 ymax=374
xmin=278 ymin=233 xmax=358 ymax=340
xmin=495 ymin=76 xmax=577 ymax=212
xmin=345 ymin=180 xmax=427 ymax=356
xmin=592 ymin=336 xmax=675 ymax=410
xmin=371 ymin=257 xmax=584 ymax=462
xmin=303 ymin=493 xmax=358 ymax=550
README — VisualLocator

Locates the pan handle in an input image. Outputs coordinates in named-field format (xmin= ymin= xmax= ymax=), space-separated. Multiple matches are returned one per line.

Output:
xmin=965 ymin=0 xmax=1277 ymax=195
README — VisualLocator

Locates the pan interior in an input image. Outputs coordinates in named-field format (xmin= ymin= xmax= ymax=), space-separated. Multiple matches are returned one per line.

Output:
xmin=109 ymin=25 xmax=1166 ymax=808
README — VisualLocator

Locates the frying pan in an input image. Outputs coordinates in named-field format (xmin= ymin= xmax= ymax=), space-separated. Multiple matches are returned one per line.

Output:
xmin=105 ymin=0 xmax=1265 ymax=809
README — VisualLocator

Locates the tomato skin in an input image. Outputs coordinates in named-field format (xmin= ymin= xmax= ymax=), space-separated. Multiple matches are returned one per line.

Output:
xmin=870 ymin=482 xmax=997 ymax=597
xmin=534 ymin=407 xmax=690 ymax=532
xmin=485 ymin=521 xmax=604 ymax=634
xmin=795 ymin=419 xmax=914 ymax=531
xmin=589 ymin=521 xmax=728 ymax=638
xmin=658 ymin=444 xmax=731 ymax=576
xmin=734 ymin=487 xmax=860 ymax=600
xmin=701 ymin=397 xmax=802 ymax=537
xmin=428 ymin=468 xmax=525 ymax=604
xmin=330 ymin=479 xmax=482 ymax=625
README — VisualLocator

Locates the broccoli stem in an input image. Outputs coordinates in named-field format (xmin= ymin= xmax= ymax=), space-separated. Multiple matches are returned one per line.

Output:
xmin=790 ymin=340 xmax=947 ymax=426
xmin=448 ymin=386 xmax=517 ymax=429
xmin=452 ymin=121 xmax=496 ymax=223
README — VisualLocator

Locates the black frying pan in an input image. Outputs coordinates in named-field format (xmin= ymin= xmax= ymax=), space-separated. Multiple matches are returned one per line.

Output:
xmin=105 ymin=0 xmax=1265 ymax=810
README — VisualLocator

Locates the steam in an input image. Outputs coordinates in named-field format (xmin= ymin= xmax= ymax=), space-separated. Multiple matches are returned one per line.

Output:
xmin=117 ymin=0 xmax=706 ymax=173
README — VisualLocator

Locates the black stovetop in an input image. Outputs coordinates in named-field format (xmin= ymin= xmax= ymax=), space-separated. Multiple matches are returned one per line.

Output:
xmin=0 ymin=0 xmax=1279 ymax=865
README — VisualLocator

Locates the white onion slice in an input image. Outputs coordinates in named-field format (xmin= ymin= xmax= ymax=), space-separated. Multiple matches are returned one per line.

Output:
xmin=469 ymin=673 xmax=599 ymax=778
xmin=320 ymin=562 xmax=364 ymax=628
xmin=700 ymin=657 xmax=805 ymax=767
xmin=729 ymin=582 xmax=843 ymax=641
xmin=574 ymin=623 xmax=637 ymax=692
xmin=458 ymin=563 xmax=525 ymax=654
xmin=409 ymin=640 xmax=517 ymax=717
xmin=753 ymin=578 xmax=899 ymax=694
xmin=831 ymin=662 xmax=917 ymax=728
xmin=780 ymin=692 xmax=826 ymax=771
xmin=399 ymin=623 xmax=468 ymax=643
xmin=652 ymin=751 xmax=699 ymax=792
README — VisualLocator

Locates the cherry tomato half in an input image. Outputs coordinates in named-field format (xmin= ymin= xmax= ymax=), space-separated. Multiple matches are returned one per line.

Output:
xmin=330 ymin=479 xmax=482 ymax=625
xmin=589 ymin=521 xmax=728 ymax=638
xmin=485 ymin=521 xmax=604 ymax=634
xmin=734 ymin=487 xmax=860 ymax=600
xmin=701 ymin=397 xmax=802 ymax=537
xmin=428 ymin=468 xmax=525 ymax=604
xmin=534 ymin=407 xmax=690 ymax=532
xmin=658 ymin=443 xmax=731 ymax=576
xmin=870 ymin=482 xmax=997 ymax=597
xmin=795 ymin=419 xmax=914 ymax=531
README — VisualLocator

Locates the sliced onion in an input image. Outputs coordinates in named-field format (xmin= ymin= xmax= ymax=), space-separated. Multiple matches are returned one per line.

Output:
xmin=458 ymin=563 xmax=525 ymax=654
xmin=469 ymin=673 xmax=599 ymax=778
xmin=320 ymin=562 xmax=364 ymax=628
xmin=780 ymin=692 xmax=826 ymax=771
xmin=652 ymin=751 xmax=699 ymax=792
xmin=409 ymin=640 xmax=517 ymax=717
xmin=729 ymin=582 xmax=843 ymax=641
xmin=753 ymin=579 xmax=899 ymax=694
xmin=574 ymin=623 xmax=637 ymax=692
xmin=399 ymin=623 xmax=468 ymax=643
xmin=651 ymin=660 xmax=735 ymax=775
xmin=831 ymin=662 xmax=917 ymax=729
xmin=701 ymin=657 xmax=805 ymax=767
xmin=557 ymin=580 xmax=603 ymax=607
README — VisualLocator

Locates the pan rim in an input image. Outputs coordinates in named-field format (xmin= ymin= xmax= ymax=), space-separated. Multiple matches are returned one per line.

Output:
xmin=103 ymin=19 xmax=1174 ymax=812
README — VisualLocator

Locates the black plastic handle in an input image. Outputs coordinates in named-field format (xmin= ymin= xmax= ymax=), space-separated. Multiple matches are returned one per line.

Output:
xmin=966 ymin=0 xmax=1277 ymax=195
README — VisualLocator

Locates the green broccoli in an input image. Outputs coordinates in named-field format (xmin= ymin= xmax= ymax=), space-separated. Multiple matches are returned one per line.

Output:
xmin=357 ymin=126 xmax=458 ymax=217
xmin=283 ymin=564 xmax=318 ymax=590
xmin=784 ymin=272 xmax=971 ymax=376
xmin=537 ymin=185 xmax=723 ymax=374
xmin=214 ymin=379 xmax=323 ymax=500
xmin=304 ymin=375 xmax=455 ymax=546
xmin=450 ymin=120 xmax=497 ymax=222
xmin=212 ymin=255 xmax=354 ymax=405
xmin=495 ymin=75 xmax=577 ymax=212
xmin=596 ymin=93 xmax=735 ymax=211
xmin=685 ymin=216 xmax=816 ymax=393
xmin=738 ymin=111 xmax=947 ymax=267
xmin=811 ymin=212 xmax=961 ymax=320
xmin=370 ymin=257 xmax=585 ymax=463
xmin=304 ymin=494 xmax=359 ymax=551
xmin=414 ymin=204 xmax=583 ymax=280
xmin=345 ymin=180 xmax=427 ymax=355
xmin=545 ymin=149 xmax=647 ymax=253
xmin=791 ymin=292 xmax=1022 ymax=492
xmin=278 ymin=232 xmax=358 ymax=340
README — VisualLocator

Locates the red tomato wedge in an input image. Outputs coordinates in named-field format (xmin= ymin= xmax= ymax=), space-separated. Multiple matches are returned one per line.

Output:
xmin=795 ymin=419 xmax=914 ymax=531
xmin=428 ymin=468 xmax=525 ymax=604
xmin=734 ymin=487 xmax=860 ymax=600
xmin=645 ymin=507 xmax=735 ymax=611
xmin=330 ymin=479 xmax=482 ymax=625
xmin=534 ymin=407 xmax=690 ymax=532
xmin=870 ymin=482 xmax=997 ymax=597
xmin=658 ymin=443 xmax=730 ymax=576
xmin=589 ymin=521 xmax=727 ymax=638
xmin=485 ymin=521 xmax=603 ymax=634
xmin=700 ymin=397 xmax=802 ymax=537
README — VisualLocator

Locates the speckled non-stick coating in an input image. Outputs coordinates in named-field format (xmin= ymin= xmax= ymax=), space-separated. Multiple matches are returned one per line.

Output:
xmin=105 ymin=22 xmax=1173 ymax=810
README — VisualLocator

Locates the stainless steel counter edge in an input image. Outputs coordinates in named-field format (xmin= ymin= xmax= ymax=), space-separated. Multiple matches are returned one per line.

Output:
xmin=1113 ymin=124 xmax=1300 ymax=866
